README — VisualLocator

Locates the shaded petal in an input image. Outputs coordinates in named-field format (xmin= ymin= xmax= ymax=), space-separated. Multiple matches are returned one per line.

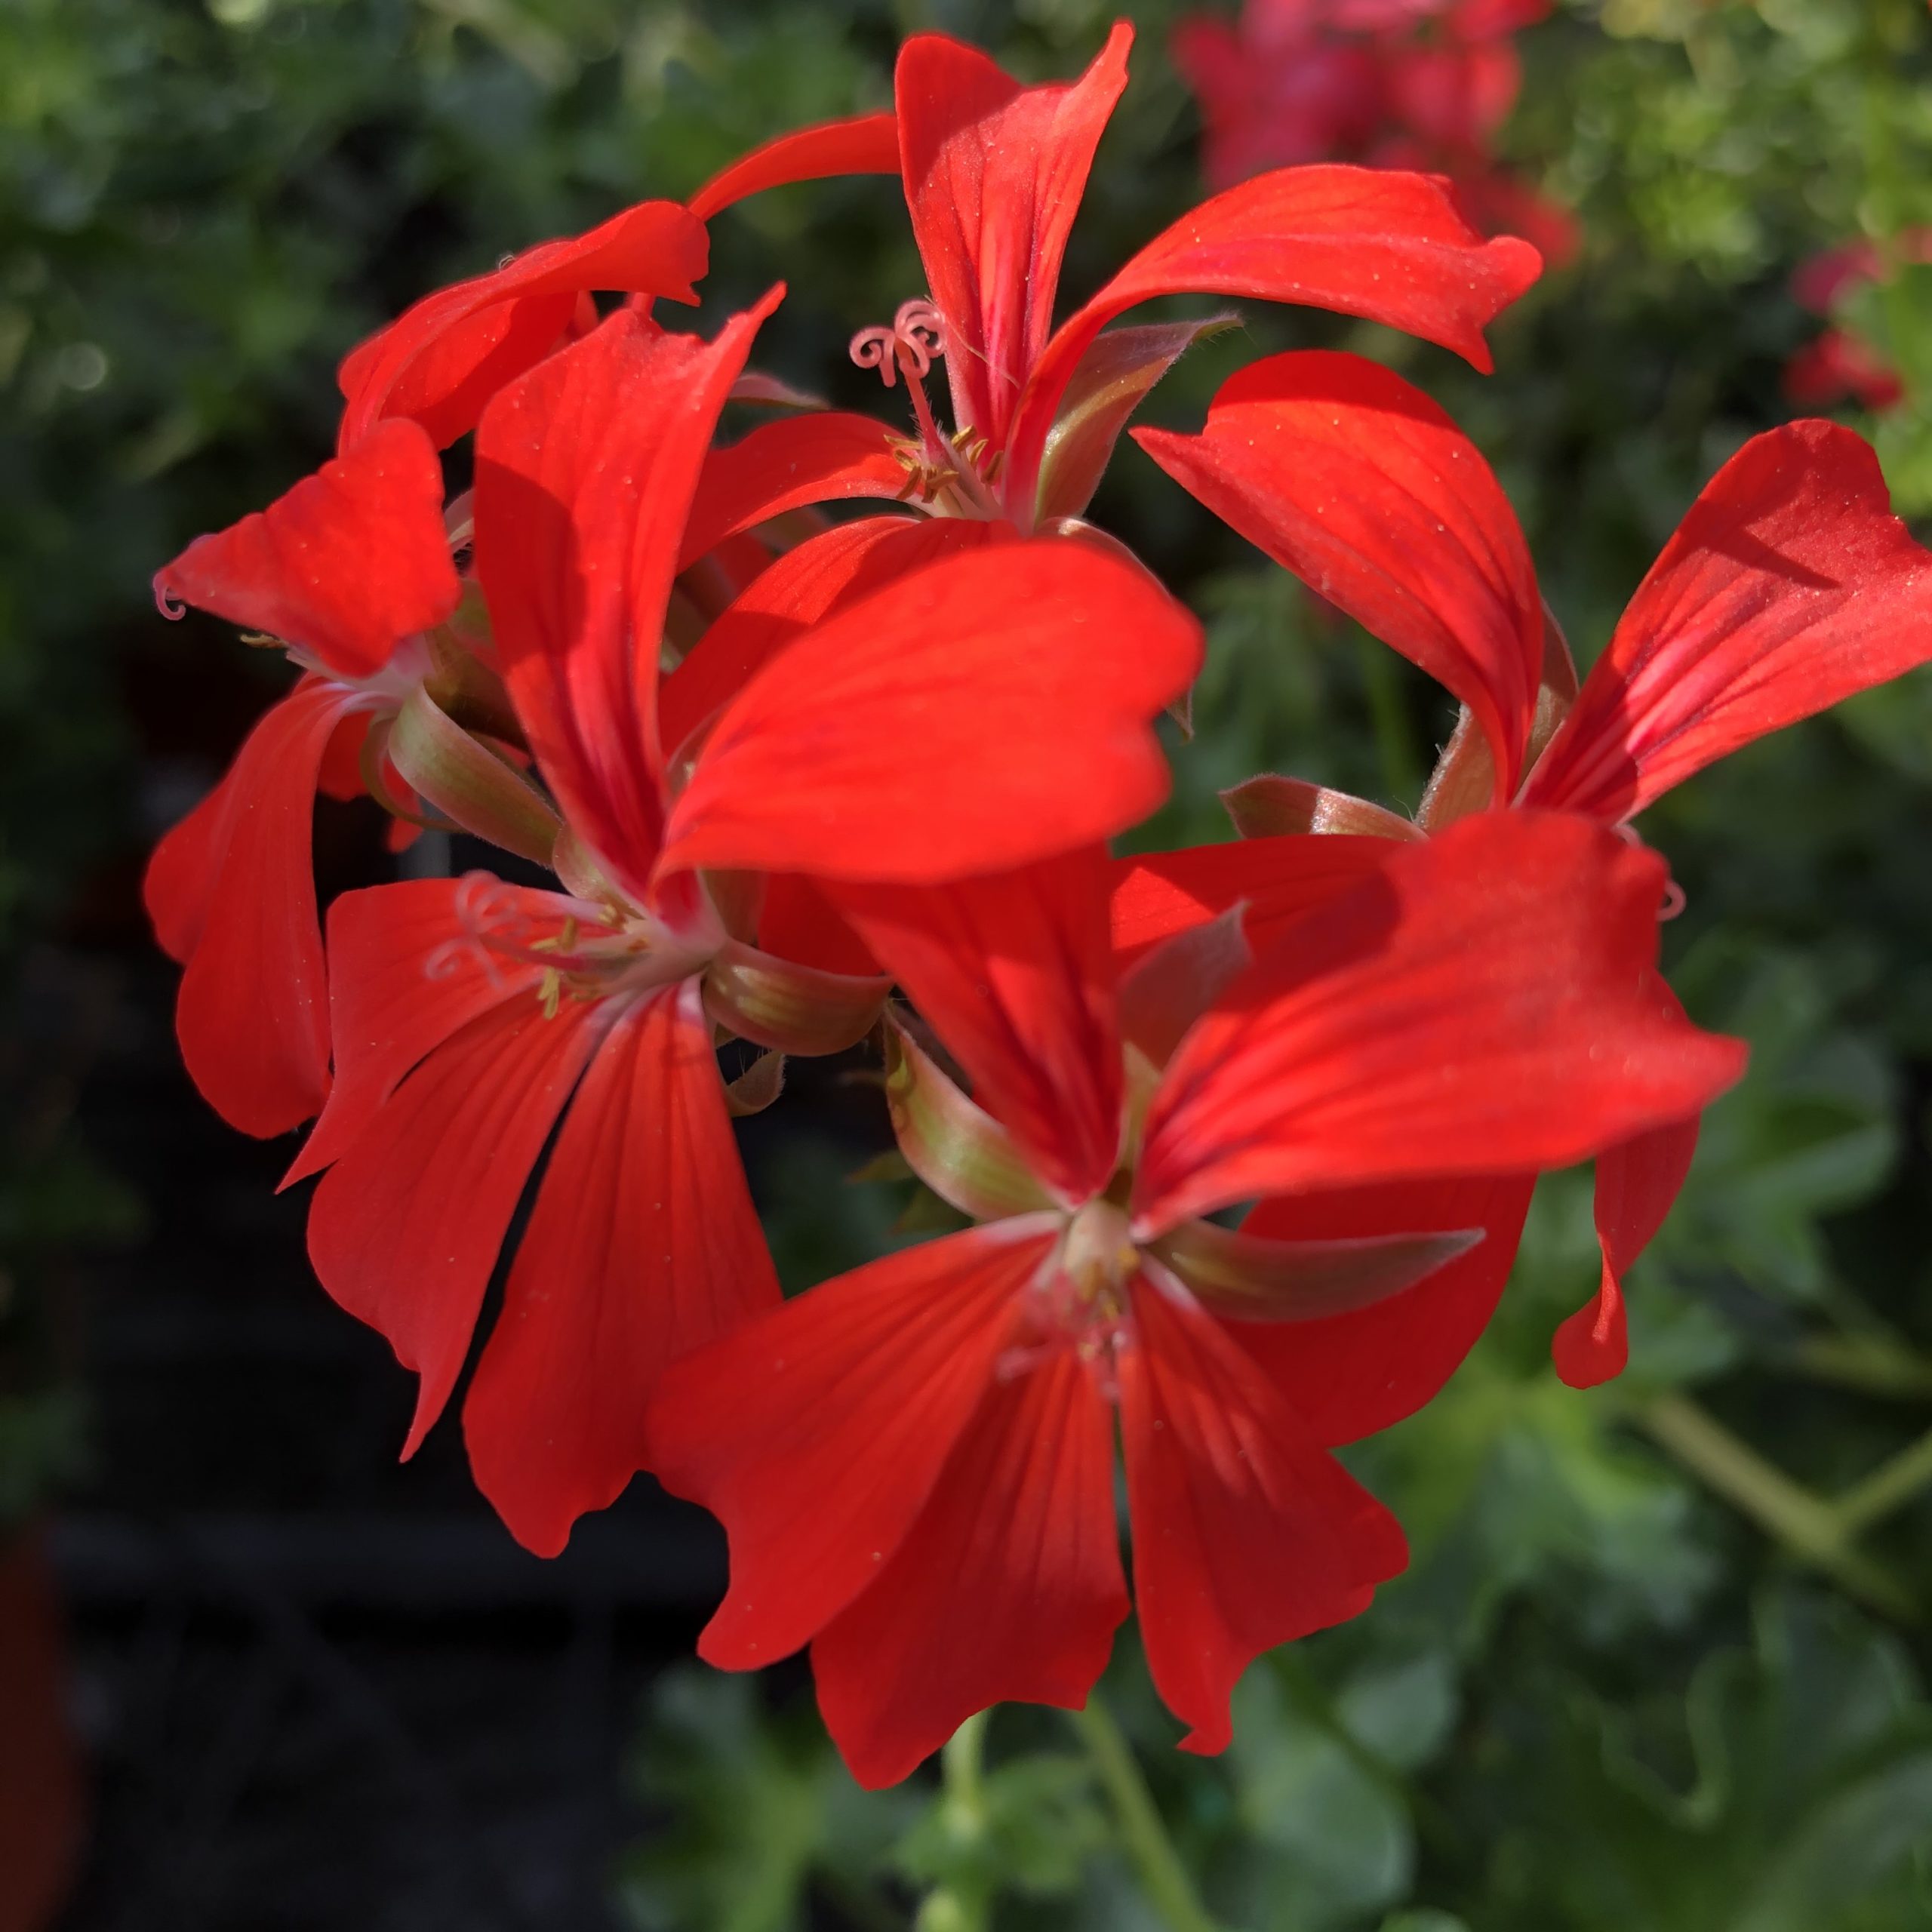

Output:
xmin=833 ymin=851 xmax=1124 ymax=1205
xmin=152 ymin=681 xmax=363 ymax=1138
xmin=813 ymin=1351 xmax=1126 ymax=1789
xmin=688 ymin=112 xmax=902 ymax=221
xmin=1109 ymin=833 xmax=1395 ymax=967
xmin=464 ymin=978 xmax=780 ymax=1555
xmin=1554 ymin=1091 xmax=1702 ymax=1390
xmin=678 ymin=414 xmax=909 ymax=571
xmin=660 ymin=515 xmax=1003 ymax=761
xmin=660 ymin=542 xmax=1201 ymax=883
xmin=337 ymin=200 xmax=708 ymax=451
xmin=1133 ymin=812 xmax=1749 ymax=1233
xmin=306 ymin=993 xmax=608 ymax=1457
xmin=1240 ymin=1174 xmax=1537 ymax=1443
xmin=897 ymin=24 xmax=1132 ymax=451
xmin=153 ymin=420 xmax=459 ymax=680
xmin=1522 ymin=421 xmax=1932 ymax=823
xmin=647 ymin=1220 xmax=1060 ymax=1669
xmin=755 ymin=874 xmax=880 ymax=979
xmin=1005 ymin=164 xmax=1543 ymax=513
xmin=1136 ymin=351 xmax=1542 ymax=801
xmin=1121 ymin=1272 xmax=1406 ymax=1754
xmin=286 ymin=875 xmax=578 ymax=1186
xmin=474 ymin=300 xmax=777 ymax=902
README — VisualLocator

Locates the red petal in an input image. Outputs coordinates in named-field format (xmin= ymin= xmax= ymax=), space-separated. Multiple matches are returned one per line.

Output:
xmin=1121 ymin=1273 xmax=1407 ymax=1753
xmin=660 ymin=541 xmax=1201 ymax=883
xmin=678 ymin=414 xmax=911 ymax=571
xmin=1004 ymin=165 xmax=1543 ymax=513
xmin=1522 ymin=421 xmax=1932 ymax=823
xmin=153 ymin=420 xmax=458 ymax=680
xmin=336 ymin=200 xmax=708 ymax=451
xmin=833 ymin=852 xmax=1124 ymax=1206
xmin=306 ymin=992 xmax=608 ymax=1457
xmin=756 ymin=874 xmax=880 ymax=978
xmin=660 ymin=515 xmax=1001 ymax=761
xmin=648 ymin=1220 xmax=1058 ymax=1668
xmin=1239 ymin=1174 xmax=1536 ymax=1442
xmin=1554 ymin=1088 xmax=1701 ymax=1390
xmin=896 ymin=24 xmax=1132 ymax=451
xmin=688 ymin=111 xmax=902 ymax=220
xmin=1135 ymin=351 xmax=1542 ymax=801
xmin=1132 ymin=812 xmax=1749 ymax=1233
xmin=152 ymin=681 xmax=361 ymax=1138
xmin=812 ymin=1350 xmax=1126 ymax=1789
xmin=1109 ymin=833 xmax=1395 ymax=967
xmin=474 ymin=300 xmax=777 ymax=902
xmin=463 ymin=978 xmax=779 ymax=1555
xmin=285 ymin=875 xmax=577 ymax=1186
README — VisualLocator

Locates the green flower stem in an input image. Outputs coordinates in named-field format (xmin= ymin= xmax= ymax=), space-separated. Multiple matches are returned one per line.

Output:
xmin=1071 ymin=1697 xmax=1234 ymax=1932
xmin=1835 ymin=1424 xmax=1932 ymax=1536
xmin=1640 ymin=1394 xmax=1917 ymax=1620
xmin=914 ymin=1713 xmax=992 ymax=1932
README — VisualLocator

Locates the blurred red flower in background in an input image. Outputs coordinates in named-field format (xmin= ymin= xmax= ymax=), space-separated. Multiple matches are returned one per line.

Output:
xmin=1784 ymin=230 xmax=1932 ymax=414
xmin=1172 ymin=0 xmax=1579 ymax=267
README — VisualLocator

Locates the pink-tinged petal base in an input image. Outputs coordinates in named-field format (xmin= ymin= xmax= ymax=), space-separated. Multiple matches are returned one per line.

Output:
xmin=648 ymin=1220 xmax=1058 ymax=1670
xmin=465 ymin=979 xmax=780 ymax=1555
xmin=1122 ymin=1275 xmax=1407 ymax=1754
xmin=153 ymin=420 xmax=458 ymax=681
xmin=812 ymin=1351 xmax=1127 ymax=1789
xmin=146 ymin=679 xmax=362 ymax=1138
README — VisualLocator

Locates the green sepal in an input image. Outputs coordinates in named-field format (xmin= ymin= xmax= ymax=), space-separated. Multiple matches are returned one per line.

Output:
xmin=1148 ymin=1216 xmax=1481 ymax=1322
xmin=883 ymin=1017 xmax=1056 ymax=1223
xmin=384 ymin=683 xmax=561 ymax=868
xmin=701 ymin=938 xmax=889 ymax=1057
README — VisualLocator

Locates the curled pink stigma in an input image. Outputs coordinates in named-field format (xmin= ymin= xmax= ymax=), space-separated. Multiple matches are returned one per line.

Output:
xmin=848 ymin=298 xmax=947 ymax=389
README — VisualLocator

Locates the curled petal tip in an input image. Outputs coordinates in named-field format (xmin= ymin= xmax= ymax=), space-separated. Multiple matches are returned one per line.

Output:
xmin=154 ymin=578 xmax=186 ymax=620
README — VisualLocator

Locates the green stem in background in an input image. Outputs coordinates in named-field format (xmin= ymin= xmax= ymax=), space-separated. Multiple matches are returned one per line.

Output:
xmin=1070 ymin=1697 xmax=1235 ymax=1932
xmin=1358 ymin=638 xmax=1423 ymax=809
xmin=1835 ymin=1424 xmax=1932 ymax=1535
xmin=913 ymin=1713 xmax=992 ymax=1932
xmin=1786 ymin=1330 xmax=1932 ymax=1401
xmin=1639 ymin=1394 xmax=1918 ymax=1622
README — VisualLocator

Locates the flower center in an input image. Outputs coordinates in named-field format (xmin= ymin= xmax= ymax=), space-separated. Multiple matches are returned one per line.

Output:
xmin=427 ymin=871 xmax=715 ymax=1016
xmin=848 ymin=297 xmax=1004 ymax=518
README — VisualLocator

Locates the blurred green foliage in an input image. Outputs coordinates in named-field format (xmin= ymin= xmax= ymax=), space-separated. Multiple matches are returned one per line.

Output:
xmin=5 ymin=0 xmax=1932 ymax=1920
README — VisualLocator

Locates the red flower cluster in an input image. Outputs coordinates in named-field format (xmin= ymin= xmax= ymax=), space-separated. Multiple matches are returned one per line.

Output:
xmin=149 ymin=26 xmax=1932 ymax=1786
xmin=1172 ymin=0 xmax=1579 ymax=266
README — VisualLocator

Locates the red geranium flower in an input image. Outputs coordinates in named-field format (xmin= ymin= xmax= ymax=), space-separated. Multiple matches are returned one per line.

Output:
xmin=285 ymin=299 xmax=1204 ymax=1555
xmin=1783 ymin=230 xmax=1932 ymax=416
xmin=1132 ymin=349 xmax=1932 ymax=1382
xmin=146 ymin=418 xmax=468 ymax=1134
xmin=646 ymin=813 xmax=1744 ymax=1788
xmin=676 ymin=21 xmax=1540 ymax=558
